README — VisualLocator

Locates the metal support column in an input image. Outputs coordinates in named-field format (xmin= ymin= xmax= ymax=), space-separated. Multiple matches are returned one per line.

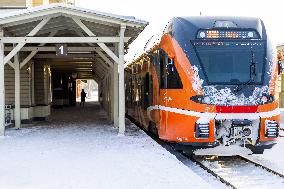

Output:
xmin=0 ymin=28 xmax=4 ymax=136
xmin=14 ymin=53 xmax=21 ymax=129
xmin=118 ymin=24 xmax=126 ymax=134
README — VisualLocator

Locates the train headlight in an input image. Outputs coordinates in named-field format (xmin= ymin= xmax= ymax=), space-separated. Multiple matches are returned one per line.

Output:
xmin=248 ymin=31 xmax=254 ymax=38
xmin=261 ymin=94 xmax=274 ymax=104
xmin=199 ymin=31 xmax=206 ymax=38
xmin=195 ymin=123 xmax=210 ymax=139
xmin=203 ymin=96 xmax=210 ymax=104
xmin=261 ymin=96 xmax=268 ymax=104
xmin=265 ymin=120 xmax=279 ymax=138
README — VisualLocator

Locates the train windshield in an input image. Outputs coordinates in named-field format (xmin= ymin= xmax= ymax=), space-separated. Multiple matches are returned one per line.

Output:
xmin=192 ymin=41 xmax=265 ymax=84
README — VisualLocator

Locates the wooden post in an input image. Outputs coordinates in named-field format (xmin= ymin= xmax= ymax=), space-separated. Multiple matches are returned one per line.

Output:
xmin=0 ymin=28 xmax=5 ymax=135
xmin=113 ymin=44 xmax=119 ymax=127
xmin=118 ymin=24 xmax=126 ymax=134
xmin=14 ymin=53 xmax=21 ymax=129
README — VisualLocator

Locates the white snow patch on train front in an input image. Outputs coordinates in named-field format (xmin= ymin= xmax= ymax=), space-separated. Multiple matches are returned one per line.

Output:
xmin=203 ymin=86 xmax=269 ymax=105
xmin=190 ymin=66 xmax=204 ymax=94
xmin=194 ymin=145 xmax=253 ymax=156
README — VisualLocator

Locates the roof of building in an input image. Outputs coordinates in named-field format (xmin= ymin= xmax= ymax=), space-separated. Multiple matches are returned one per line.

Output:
xmin=0 ymin=3 xmax=148 ymax=44
xmin=0 ymin=3 xmax=148 ymax=25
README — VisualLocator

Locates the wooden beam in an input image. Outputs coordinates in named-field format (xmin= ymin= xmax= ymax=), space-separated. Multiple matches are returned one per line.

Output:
xmin=5 ymin=46 xmax=115 ymax=52
xmin=72 ymin=17 xmax=95 ymax=36
xmin=20 ymin=30 xmax=58 ymax=69
xmin=0 ymin=37 xmax=131 ymax=44
xmin=4 ymin=43 xmax=25 ymax=65
xmin=95 ymin=49 xmax=113 ymax=68
xmin=98 ymin=43 xmax=119 ymax=64
xmin=7 ymin=60 xmax=15 ymax=69
xmin=20 ymin=51 xmax=37 ymax=69
xmin=72 ymin=17 xmax=119 ymax=64
xmin=34 ymin=53 xmax=97 ymax=59
xmin=4 ymin=17 xmax=51 ymax=65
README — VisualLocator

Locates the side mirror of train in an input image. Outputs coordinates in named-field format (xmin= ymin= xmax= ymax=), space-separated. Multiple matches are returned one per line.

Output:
xmin=278 ymin=60 xmax=283 ymax=75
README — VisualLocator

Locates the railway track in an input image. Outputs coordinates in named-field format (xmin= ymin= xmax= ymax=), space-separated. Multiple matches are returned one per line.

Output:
xmin=128 ymin=117 xmax=284 ymax=188
xmin=163 ymin=140 xmax=284 ymax=189
xmin=187 ymin=154 xmax=284 ymax=189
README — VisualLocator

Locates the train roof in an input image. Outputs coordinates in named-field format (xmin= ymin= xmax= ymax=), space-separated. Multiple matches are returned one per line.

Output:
xmin=126 ymin=16 xmax=266 ymax=66
xmin=173 ymin=16 xmax=263 ymax=30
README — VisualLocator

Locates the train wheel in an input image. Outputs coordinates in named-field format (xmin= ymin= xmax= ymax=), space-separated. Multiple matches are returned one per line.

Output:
xmin=148 ymin=121 xmax=158 ymax=136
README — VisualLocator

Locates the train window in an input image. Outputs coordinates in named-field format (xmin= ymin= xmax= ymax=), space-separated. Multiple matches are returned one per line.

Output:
xmin=138 ymin=77 xmax=142 ymax=106
xmin=142 ymin=73 xmax=150 ymax=109
xmin=140 ymin=80 xmax=144 ymax=107
xmin=131 ymin=78 xmax=135 ymax=104
xmin=166 ymin=58 xmax=183 ymax=89
xmin=159 ymin=49 xmax=183 ymax=89
xmin=160 ymin=50 xmax=167 ymax=89
xmin=128 ymin=77 xmax=132 ymax=105
xmin=149 ymin=75 xmax=153 ymax=105
xmin=153 ymin=50 xmax=160 ymax=84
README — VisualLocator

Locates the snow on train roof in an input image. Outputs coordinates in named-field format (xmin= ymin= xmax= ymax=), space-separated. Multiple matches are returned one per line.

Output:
xmin=0 ymin=3 xmax=148 ymax=26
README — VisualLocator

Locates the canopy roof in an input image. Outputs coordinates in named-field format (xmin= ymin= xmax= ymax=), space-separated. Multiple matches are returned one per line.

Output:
xmin=0 ymin=4 xmax=148 ymax=80
xmin=0 ymin=3 xmax=148 ymax=44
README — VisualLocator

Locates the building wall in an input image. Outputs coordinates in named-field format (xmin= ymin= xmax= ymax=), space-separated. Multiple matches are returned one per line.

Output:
xmin=4 ymin=61 xmax=37 ymax=123
xmin=100 ymin=73 xmax=111 ymax=119
xmin=49 ymin=0 xmax=64 ymax=3
xmin=0 ymin=0 xmax=26 ymax=6
xmin=3 ymin=61 xmax=52 ymax=121
xmin=4 ymin=64 xmax=32 ymax=107
xmin=32 ymin=0 xmax=43 ymax=7
xmin=34 ymin=62 xmax=51 ymax=105
xmin=277 ymin=45 xmax=284 ymax=107
xmin=0 ymin=0 xmax=75 ymax=8
xmin=31 ymin=0 xmax=75 ymax=6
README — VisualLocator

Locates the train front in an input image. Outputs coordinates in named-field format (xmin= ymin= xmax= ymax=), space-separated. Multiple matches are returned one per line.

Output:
xmin=166 ymin=17 xmax=280 ymax=153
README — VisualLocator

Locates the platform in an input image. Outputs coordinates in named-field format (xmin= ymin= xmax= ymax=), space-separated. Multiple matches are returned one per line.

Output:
xmin=0 ymin=102 xmax=212 ymax=189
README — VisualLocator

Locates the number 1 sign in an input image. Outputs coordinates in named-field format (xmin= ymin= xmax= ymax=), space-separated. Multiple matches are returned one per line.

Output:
xmin=55 ymin=44 xmax=68 ymax=57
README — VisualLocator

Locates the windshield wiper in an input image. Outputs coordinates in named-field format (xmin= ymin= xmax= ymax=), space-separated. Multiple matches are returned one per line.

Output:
xmin=234 ymin=50 xmax=256 ymax=92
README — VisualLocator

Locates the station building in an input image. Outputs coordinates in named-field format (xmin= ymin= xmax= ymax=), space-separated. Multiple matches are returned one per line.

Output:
xmin=0 ymin=0 xmax=148 ymax=135
xmin=276 ymin=44 xmax=284 ymax=108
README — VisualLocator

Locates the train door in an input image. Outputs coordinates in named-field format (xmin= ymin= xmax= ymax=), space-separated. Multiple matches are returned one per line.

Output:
xmin=148 ymin=73 xmax=153 ymax=108
xmin=159 ymin=49 xmax=168 ymax=135
xmin=140 ymin=70 xmax=151 ymax=128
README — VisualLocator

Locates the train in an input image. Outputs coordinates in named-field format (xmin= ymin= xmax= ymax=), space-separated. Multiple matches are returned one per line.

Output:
xmin=125 ymin=16 xmax=281 ymax=154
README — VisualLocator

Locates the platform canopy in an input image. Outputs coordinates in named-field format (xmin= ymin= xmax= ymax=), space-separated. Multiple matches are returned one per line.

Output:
xmin=0 ymin=3 xmax=148 ymax=135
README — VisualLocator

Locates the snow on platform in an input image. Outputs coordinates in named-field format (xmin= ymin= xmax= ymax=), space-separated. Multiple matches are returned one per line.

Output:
xmin=0 ymin=102 xmax=212 ymax=189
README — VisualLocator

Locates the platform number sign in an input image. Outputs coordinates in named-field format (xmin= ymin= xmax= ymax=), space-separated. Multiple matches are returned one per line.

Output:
xmin=55 ymin=44 xmax=68 ymax=57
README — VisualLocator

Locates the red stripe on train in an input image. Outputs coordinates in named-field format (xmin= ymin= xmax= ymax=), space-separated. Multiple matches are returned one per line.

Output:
xmin=216 ymin=106 xmax=258 ymax=113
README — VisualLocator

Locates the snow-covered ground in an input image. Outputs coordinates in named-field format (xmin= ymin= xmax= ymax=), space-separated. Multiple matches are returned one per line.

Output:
xmin=0 ymin=102 xmax=215 ymax=189
xmin=248 ymin=111 xmax=284 ymax=174
xmin=3 ymin=102 xmax=284 ymax=189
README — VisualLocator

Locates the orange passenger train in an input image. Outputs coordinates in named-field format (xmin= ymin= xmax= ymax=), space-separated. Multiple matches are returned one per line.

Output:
xmin=125 ymin=17 xmax=280 ymax=154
